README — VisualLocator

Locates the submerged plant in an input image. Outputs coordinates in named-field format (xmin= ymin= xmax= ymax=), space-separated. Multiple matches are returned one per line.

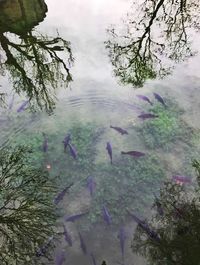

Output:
xmin=136 ymin=99 xmax=192 ymax=150
xmin=88 ymin=154 xmax=166 ymax=226
xmin=0 ymin=146 xmax=57 ymax=265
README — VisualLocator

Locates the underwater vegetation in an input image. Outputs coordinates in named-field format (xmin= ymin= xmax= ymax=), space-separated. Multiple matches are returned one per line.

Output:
xmin=9 ymin=121 xmax=166 ymax=228
xmin=132 ymin=160 xmax=200 ymax=265
xmin=0 ymin=146 xmax=57 ymax=265
xmin=88 ymin=154 xmax=166 ymax=226
xmin=136 ymin=99 xmax=193 ymax=150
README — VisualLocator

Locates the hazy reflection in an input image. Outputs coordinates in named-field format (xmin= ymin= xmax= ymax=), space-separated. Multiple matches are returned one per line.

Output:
xmin=132 ymin=160 xmax=200 ymax=265
xmin=106 ymin=0 xmax=200 ymax=87
xmin=0 ymin=0 xmax=73 ymax=113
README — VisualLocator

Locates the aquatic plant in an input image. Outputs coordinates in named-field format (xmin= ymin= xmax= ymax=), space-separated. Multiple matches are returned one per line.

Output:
xmin=10 ymin=122 xmax=166 ymax=228
xmin=88 ymin=154 xmax=166 ymax=226
xmin=0 ymin=146 xmax=57 ymax=265
xmin=132 ymin=161 xmax=200 ymax=265
xmin=11 ymin=122 xmax=104 ymax=190
xmin=136 ymin=99 xmax=192 ymax=150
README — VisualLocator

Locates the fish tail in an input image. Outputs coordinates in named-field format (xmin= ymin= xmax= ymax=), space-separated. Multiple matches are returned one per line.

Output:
xmin=121 ymin=151 xmax=125 ymax=155
xmin=110 ymin=158 xmax=113 ymax=164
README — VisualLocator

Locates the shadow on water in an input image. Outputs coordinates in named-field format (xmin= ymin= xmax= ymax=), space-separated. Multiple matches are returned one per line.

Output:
xmin=132 ymin=160 xmax=200 ymax=265
xmin=106 ymin=0 xmax=200 ymax=87
xmin=0 ymin=0 xmax=74 ymax=114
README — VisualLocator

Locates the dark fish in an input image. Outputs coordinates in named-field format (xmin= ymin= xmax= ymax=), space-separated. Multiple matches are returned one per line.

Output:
xmin=42 ymin=133 xmax=48 ymax=152
xmin=55 ymin=251 xmax=65 ymax=265
xmin=36 ymin=236 xmax=54 ymax=257
xmin=63 ymin=224 xmax=72 ymax=246
xmin=63 ymin=134 xmax=71 ymax=152
xmin=153 ymin=93 xmax=166 ymax=107
xmin=54 ymin=183 xmax=73 ymax=205
xmin=87 ymin=176 xmax=96 ymax=197
xmin=65 ymin=211 xmax=89 ymax=222
xmin=90 ymin=253 xmax=97 ymax=265
xmin=17 ymin=100 xmax=29 ymax=112
xmin=110 ymin=126 xmax=128 ymax=135
xmin=127 ymin=210 xmax=160 ymax=241
xmin=106 ymin=142 xmax=112 ymax=164
xmin=68 ymin=143 xmax=77 ymax=159
xmin=138 ymin=113 xmax=159 ymax=120
xmin=121 ymin=151 xmax=145 ymax=157
xmin=102 ymin=205 xmax=111 ymax=225
xmin=136 ymin=95 xmax=153 ymax=105
xmin=78 ymin=232 xmax=87 ymax=255
xmin=118 ymin=226 xmax=126 ymax=259
xmin=153 ymin=194 xmax=164 ymax=216
xmin=172 ymin=175 xmax=192 ymax=184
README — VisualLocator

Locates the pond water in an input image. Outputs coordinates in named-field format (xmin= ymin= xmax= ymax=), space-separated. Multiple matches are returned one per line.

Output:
xmin=1 ymin=0 xmax=200 ymax=264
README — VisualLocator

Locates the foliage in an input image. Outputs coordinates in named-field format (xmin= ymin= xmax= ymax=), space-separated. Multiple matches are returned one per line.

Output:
xmin=106 ymin=0 xmax=200 ymax=86
xmin=136 ymin=99 xmax=192 ymax=150
xmin=0 ymin=146 xmax=57 ymax=265
xmin=132 ymin=160 xmax=200 ymax=265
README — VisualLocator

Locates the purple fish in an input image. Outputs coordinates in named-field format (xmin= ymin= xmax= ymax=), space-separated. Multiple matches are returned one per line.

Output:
xmin=127 ymin=210 xmax=160 ymax=241
xmin=153 ymin=93 xmax=166 ymax=107
xmin=55 ymin=251 xmax=65 ymax=265
xmin=78 ymin=232 xmax=87 ymax=255
xmin=136 ymin=95 xmax=153 ymax=105
xmin=121 ymin=151 xmax=145 ymax=157
xmin=64 ymin=211 xmax=89 ymax=222
xmin=172 ymin=175 xmax=192 ymax=184
xmin=90 ymin=253 xmax=97 ymax=265
xmin=102 ymin=205 xmax=111 ymax=225
xmin=110 ymin=126 xmax=128 ymax=135
xmin=68 ymin=143 xmax=77 ymax=159
xmin=42 ymin=133 xmax=48 ymax=152
xmin=106 ymin=142 xmax=112 ymax=164
xmin=54 ymin=183 xmax=73 ymax=205
xmin=87 ymin=176 xmax=96 ymax=197
xmin=36 ymin=236 xmax=54 ymax=257
xmin=138 ymin=113 xmax=159 ymax=120
xmin=118 ymin=226 xmax=126 ymax=259
xmin=63 ymin=224 xmax=72 ymax=246
xmin=17 ymin=100 xmax=29 ymax=112
xmin=63 ymin=134 xmax=71 ymax=152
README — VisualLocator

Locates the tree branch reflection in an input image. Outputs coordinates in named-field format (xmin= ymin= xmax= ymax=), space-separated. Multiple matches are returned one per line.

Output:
xmin=106 ymin=0 xmax=200 ymax=87
xmin=0 ymin=0 xmax=74 ymax=113
xmin=132 ymin=161 xmax=200 ymax=264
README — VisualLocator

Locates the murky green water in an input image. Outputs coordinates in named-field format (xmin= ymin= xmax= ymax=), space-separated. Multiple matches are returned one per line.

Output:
xmin=1 ymin=0 xmax=200 ymax=264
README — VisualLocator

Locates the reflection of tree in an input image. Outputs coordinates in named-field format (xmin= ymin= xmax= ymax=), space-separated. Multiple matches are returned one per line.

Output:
xmin=132 ymin=161 xmax=200 ymax=265
xmin=0 ymin=31 xmax=73 ymax=113
xmin=106 ymin=0 xmax=200 ymax=87
xmin=0 ymin=0 xmax=74 ymax=113
xmin=0 ymin=146 xmax=57 ymax=265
